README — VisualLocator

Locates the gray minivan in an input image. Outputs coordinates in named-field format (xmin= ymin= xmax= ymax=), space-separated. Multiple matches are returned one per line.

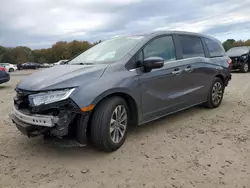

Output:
xmin=10 ymin=31 xmax=232 ymax=152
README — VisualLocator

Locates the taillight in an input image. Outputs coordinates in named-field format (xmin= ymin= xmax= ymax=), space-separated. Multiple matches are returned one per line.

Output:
xmin=0 ymin=67 xmax=6 ymax=72
xmin=227 ymin=58 xmax=232 ymax=68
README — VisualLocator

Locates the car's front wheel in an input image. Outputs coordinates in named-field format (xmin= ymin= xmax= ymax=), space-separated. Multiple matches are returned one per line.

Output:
xmin=240 ymin=62 xmax=249 ymax=73
xmin=204 ymin=77 xmax=225 ymax=108
xmin=90 ymin=97 xmax=129 ymax=152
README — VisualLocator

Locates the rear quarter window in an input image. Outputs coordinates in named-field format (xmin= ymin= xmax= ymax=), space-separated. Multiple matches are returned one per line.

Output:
xmin=179 ymin=35 xmax=205 ymax=59
xmin=204 ymin=38 xmax=225 ymax=57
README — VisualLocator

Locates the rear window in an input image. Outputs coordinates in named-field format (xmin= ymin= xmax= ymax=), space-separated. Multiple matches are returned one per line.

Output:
xmin=204 ymin=38 xmax=225 ymax=57
xmin=179 ymin=35 xmax=205 ymax=59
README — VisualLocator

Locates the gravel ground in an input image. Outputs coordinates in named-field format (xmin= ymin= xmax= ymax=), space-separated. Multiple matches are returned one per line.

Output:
xmin=0 ymin=70 xmax=250 ymax=188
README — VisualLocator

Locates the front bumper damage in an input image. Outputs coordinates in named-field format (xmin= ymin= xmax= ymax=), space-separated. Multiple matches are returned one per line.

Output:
xmin=230 ymin=56 xmax=248 ymax=69
xmin=10 ymin=106 xmax=58 ymax=137
xmin=10 ymin=94 xmax=90 ymax=145
xmin=10 ymin=106 xmax=79 ymax=138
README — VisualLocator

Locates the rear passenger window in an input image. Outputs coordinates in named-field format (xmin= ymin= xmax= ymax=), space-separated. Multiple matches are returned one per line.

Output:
xmin=204 ymin=38 xmax=225 ymax=57
xmin=143 ymin=36 xmax=176 ymax=63
xmin=179 ymin=35 xmax=205 ymax=58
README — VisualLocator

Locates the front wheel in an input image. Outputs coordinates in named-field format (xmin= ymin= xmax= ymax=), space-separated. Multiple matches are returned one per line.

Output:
xmin=90 ymin=97 xmax=129 ymax=152
xmin=204 ymin=77 xmax=225 ymax=108
xmin=240 ymin=62 xmax=249 ymax=73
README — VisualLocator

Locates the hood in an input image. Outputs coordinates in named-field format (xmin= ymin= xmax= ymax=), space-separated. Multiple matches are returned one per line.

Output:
xmin=17 ymin=64 xmax=108 ymax=91
xmin=226 ymin=48 xmax=249 ymax=57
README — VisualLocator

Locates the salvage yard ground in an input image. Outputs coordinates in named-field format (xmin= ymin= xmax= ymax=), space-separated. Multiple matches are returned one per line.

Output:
xmin=0 ymin=70 xmax=250 ymax=188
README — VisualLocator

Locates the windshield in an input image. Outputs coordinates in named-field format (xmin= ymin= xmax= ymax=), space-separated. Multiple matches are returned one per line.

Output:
xmin=67 ymin=36 xmax=144 ymax=64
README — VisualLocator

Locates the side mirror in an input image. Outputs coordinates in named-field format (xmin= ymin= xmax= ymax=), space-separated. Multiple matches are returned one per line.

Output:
xmin=142 ymin=57 xmax=164 ymax=72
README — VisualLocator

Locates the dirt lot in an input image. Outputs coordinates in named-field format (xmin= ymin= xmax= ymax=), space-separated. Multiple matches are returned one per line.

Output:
xmin=1 ymin=70 xmax=250 ymax=188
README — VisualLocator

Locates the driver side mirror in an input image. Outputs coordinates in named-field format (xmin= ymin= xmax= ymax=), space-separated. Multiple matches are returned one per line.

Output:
xmin=142 ymin=57 xmax=164 ymax=72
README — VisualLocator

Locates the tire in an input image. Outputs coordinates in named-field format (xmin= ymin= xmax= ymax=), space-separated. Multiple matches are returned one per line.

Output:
xmin=9 ymin=68 xmax=14 ymax=72
xmin=90 ymin=97 xmax=129 ymax=152
xmin=204 ymin=77 xmax=225 ymax=108
xmin=240 ymin=62 xmax=249 ymax=73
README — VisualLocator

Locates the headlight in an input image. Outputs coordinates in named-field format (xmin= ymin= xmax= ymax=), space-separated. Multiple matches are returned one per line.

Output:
xmin=241 ymin=55 xmax=247 ymax=60
xmin=28 ymin=88 xmax=75 ymax=106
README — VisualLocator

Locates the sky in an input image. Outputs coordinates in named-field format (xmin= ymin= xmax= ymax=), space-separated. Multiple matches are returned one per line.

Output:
xmin=1 ymin=0 xmax=250 ymax=49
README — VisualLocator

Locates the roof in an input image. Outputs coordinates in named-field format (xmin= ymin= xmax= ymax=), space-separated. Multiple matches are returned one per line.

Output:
xmin=128 ymin=30 xmax=220 ymax=43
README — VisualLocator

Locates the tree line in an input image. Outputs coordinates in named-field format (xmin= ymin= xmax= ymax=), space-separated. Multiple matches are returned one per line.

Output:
xmin=0 ymin=38 xmax=250 ymax=64
xmin=222 ymin=39 xmax=250 ymax=51
xmin=0 ymin=40 xmax=101 ymax=64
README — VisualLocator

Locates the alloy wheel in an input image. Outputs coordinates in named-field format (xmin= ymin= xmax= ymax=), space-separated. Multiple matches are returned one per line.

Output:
xmin=110 ymin=105 xmax=127 ymax=144
xmin=244 ymin=63 xmax=249 ymax=72
xmin=212 ymin=82 xmax=223 ymax=105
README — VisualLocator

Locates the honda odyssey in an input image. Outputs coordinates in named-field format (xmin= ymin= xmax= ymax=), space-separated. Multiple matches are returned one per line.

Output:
xmin=10 ymin=31 xmax=232 ymax=152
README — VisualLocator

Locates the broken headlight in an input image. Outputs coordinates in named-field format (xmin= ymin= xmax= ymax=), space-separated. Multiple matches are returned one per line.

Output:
xmin=241 ymin=55 xmax=248 ymax=60
xmin=28 ymin=88 xmax=75 ymax=106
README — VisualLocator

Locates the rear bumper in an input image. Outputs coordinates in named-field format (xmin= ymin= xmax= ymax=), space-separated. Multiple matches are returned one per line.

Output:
xmin=0 ymin=75 xmax=10 ymax=84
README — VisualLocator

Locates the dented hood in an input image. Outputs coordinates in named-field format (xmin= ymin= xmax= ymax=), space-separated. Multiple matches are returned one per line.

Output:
xmin=17 ymin=64 xmax=108 ymax=91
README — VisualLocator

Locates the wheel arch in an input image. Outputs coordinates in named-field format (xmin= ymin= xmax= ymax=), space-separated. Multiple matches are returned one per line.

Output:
xmin=92 ymin=91 xmax=139 ymax=126
xmin=215 ymin=74 xmax=225 ymax=85
xmin=75 ymin=90 xmax=140 ymax=147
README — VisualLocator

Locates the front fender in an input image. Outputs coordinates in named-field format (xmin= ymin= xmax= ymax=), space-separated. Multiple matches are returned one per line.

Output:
xmin=69 ymin=70 xmax=140 ymax=112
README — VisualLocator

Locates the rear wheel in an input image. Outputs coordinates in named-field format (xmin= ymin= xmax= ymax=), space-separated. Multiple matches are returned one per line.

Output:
xmin=240 ymin=62 xmax=249 ymax=73
xmin=9 ymin=68 xmax=14 ymax=72
xmin=204 ymin=77 xmax=225 ymax=108
xmin=90 ymin=97 xmax=129 ymax=152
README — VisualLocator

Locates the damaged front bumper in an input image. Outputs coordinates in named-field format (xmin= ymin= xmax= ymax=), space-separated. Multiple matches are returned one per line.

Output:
xmin=10 ymin=89 xmax=91 ymax=146
xmin=10 ymin=104 xmax=90 ymax=145
xmin=230 ymin=56 xmax=248 ymax=69
xmin=10 ymin=106 xmax=59 ymax=137
xmin=10 ymin=105 xmax=88 ymax=141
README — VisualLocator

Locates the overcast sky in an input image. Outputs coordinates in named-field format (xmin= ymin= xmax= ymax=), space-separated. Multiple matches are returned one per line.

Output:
xmin=1 ymin=0 xmax=250 ymax=49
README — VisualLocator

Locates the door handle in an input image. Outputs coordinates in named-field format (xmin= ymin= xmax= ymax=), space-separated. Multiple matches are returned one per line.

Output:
xmin=172 ymin=69 xmax=182 ymax=75
xmin=184 ymin=66 xmax=193 ymax=72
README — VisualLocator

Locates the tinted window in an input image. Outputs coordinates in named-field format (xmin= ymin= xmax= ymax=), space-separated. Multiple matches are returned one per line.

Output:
xmin=143 ymin=36 xmax=176 ymax=63
xmin=204 ymin=38 xmax=225 ymax=57
xmin=179 ymin=35 xmax=205 ymax=58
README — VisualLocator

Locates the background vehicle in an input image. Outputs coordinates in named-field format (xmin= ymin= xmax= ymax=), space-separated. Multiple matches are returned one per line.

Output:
xmin=53 ymin=60 xmax=68 ymax=65
xmin=41 ymin=63 xmax=53 ymax=68
xmin=0 ymin=66 xmax=10 ymax=84
xmin=226 ymin=46 xmax=250 ymax=73
xmin=0 ymin=63 xmax=17 ymax=72
xmin=10 ymin=31 xmax=231 ymax=152
xmin=17 ymin=62 xmax=41 ymax=70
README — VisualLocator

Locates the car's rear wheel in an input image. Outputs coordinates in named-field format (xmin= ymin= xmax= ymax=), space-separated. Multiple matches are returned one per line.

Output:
xmin=9 ymin=68 xmax=14 ymax=72
xmin=204 ymin=77 xmax=225 ymax=108
xmin=90 ymin=97 xmax=129 ymax=152
xmin=240 ymin=62 xmax=249 ymax=73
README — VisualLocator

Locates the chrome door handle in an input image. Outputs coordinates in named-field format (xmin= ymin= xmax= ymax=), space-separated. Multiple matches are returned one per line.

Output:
xmin=172 ymin=69 xmax=182 ymax=75
xmin=184 ymin=68 xmax=193 ymax=72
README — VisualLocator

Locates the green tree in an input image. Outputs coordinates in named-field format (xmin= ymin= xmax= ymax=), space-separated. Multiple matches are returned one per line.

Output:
xmin=223 ymin=39 xmax=235 ymax=51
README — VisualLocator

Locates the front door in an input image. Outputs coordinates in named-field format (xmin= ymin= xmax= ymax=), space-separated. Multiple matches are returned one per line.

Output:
xmin=138 ymin=35 xmax=187 ymax=122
